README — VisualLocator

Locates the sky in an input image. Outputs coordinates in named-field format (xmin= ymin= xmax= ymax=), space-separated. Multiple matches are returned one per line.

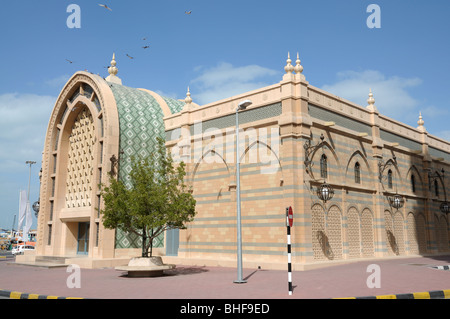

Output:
xmin=0 ymin=0 xmax=449 ymax=230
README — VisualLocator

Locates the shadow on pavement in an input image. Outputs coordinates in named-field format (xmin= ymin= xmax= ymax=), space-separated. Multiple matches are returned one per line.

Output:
xmin=162 ymin=266 xmax=210 ymax=277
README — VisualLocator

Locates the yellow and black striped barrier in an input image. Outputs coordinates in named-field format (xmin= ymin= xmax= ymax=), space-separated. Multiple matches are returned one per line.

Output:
xmin=336 ymin=289 xmax=450 ymax=299
xmin=0 ymin=289 xmax=84 ymax=299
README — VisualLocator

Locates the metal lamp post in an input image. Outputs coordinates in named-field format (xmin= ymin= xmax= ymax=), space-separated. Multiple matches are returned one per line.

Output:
xmin=24 ymin=161 xmax=36 ymax=241
xmin=25 ymin=161 xmax=36 ymax=204
xmin=234 ymin=99 xmax=252 ymax=284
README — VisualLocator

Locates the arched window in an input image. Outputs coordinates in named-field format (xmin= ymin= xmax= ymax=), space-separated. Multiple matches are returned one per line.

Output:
xmin=411 ymin=175 xmax=416 ymax=193
xmin=434 ymin=179 xmax=439 ymax=197
xmin=354 ymin=162 xmax=361 ymax=184
xmin=387 ymin=169 xmax=393 ymax=189
xmin=320 ymin=154 xmax=328 ymax=179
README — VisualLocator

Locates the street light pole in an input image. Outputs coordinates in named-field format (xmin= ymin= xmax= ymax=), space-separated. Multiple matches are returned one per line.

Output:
xmin=234 ymin=100 xmax=252 ymax=284
xmin=24 ymin=161 xmax=36 ymax=241
xmin=25 ymin=161 xmax=36 ymax=203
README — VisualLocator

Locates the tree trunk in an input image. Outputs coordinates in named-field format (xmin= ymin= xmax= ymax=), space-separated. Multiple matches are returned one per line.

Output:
xmin=149 ymin=228 xmax=154 ymax=257
xmin=141 ymin=227 xmax=147 ymax=257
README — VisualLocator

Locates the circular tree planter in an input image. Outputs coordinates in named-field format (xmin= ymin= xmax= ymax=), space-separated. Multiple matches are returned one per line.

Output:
xmin=115 ymin=256 xmax=175 ymax=277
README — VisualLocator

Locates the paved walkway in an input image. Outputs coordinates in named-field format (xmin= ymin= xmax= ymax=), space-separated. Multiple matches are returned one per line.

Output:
xmin=0 ymin=255 xmax=449 ymax=299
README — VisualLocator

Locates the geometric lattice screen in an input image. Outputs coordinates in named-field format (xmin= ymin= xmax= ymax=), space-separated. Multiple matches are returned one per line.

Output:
xmin=65 ymin=107 xmax=95 ymax=208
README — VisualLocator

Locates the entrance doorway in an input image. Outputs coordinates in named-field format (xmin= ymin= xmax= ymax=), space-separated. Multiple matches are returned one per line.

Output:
xmin=77 ymin=222 xmax=90 ymax=255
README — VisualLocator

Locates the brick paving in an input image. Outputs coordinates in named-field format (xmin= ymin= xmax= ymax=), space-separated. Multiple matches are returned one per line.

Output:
xmin=0 ymin=255 xmax=449 ymax=299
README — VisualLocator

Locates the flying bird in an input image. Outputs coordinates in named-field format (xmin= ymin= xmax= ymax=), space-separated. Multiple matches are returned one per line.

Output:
xmin=185 ymin=10 xmax=192 ymax=15
xmin=142 ymin=46 xmax=150 ymax=49
xmin=66 ymin=59 xmax=73 ymax=64
xmin=126 ymin=54 xmax=134 ymax=59
xmin=99 ymin=4 xmax=112 ymax=11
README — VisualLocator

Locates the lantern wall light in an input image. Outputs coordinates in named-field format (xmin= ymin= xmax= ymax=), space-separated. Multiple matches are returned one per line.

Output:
xmin=388 ymin=193 xmax=404 ymax=210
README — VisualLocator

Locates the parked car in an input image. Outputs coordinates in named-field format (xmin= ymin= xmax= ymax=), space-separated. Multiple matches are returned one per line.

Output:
xmin=11 ymin=245 xmax=35 ymax=255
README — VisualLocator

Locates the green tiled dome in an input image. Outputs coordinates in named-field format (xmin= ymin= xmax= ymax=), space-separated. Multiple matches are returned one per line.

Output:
xmin=107 ymin=82 xmax=185 ymax=249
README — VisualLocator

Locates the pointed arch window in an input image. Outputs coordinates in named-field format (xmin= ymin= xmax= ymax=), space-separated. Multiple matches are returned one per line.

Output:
xmin=354 ymin=162 xmax=361 ymax=184
xmin=387 ymin=169 xmax=393 ymax=189
xmin=411 ymin=174 xmax=416 ymax=193
xmin=434 ymin=179 xmax=439 ymax=197
xmin=320 ymin=154 xmax=328 ymax=179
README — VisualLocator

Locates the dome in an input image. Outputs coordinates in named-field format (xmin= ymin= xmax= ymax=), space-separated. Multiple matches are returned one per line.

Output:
xmin=107 ymin=82 xmax=185 ymax=187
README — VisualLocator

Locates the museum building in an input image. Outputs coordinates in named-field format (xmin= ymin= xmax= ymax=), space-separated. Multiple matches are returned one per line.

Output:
xmin=23 ymin=53 xmax=450 ymax=269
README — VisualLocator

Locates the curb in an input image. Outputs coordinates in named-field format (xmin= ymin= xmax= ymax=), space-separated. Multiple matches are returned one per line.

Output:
xmin=0 ymin=289 xmax=85 ymax=299
xmin=431 ymin=265 xmax=450 ymax=271
xmin=335 ymin=289 xmax=450 ymax=299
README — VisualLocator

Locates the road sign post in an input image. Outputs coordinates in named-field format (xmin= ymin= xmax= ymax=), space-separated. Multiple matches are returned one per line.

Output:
xmin=286 ymin=206 xmax=293 ymax=295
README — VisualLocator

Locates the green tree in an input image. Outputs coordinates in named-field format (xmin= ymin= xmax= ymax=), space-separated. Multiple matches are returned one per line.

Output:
xmin=99 ymin=138 xmax=196 ymax=257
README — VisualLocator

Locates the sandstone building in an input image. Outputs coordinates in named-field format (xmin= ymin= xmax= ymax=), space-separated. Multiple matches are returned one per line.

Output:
xmin=24 ymin=53 xmax=450 ymax=269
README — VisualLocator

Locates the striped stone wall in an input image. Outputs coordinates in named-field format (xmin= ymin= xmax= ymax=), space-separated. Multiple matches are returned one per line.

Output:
xmin=163 ymin=72 xmax=450 ymax=269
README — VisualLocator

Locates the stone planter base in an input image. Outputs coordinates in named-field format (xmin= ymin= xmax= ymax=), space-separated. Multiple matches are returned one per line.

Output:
xmin=115 ymin=256 xmax=175 ymax=277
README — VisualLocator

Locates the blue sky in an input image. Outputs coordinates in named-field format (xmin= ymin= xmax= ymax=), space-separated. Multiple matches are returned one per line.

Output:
xmin=0 ymin=0 xmax=449 ymax=230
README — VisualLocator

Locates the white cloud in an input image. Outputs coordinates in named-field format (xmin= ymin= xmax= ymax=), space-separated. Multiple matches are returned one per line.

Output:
xmin=0 ymin=93 xmax=55 ymax=172
xmin=44 ymin=74 xmax=71 ymax=89
xmin=0 ymin=92 xmax=54 ymax=229
xmin=190 ymin=62 xmax=278 ymax=105
xmin=321 ymin=70 xmax=423 ymax=121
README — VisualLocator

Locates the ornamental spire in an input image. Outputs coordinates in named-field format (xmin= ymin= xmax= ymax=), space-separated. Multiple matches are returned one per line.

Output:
xmin=417 ymin=112 xmax=426 ymax=132
xmin=109 ymin=53 xmax=118 ymax=76
xmin=284 ymin=52 xmax=294 ymax=74
xmin=105 ymin=53 xmax=122 ymax=85
xmin=294 ymin=52 xmax=305 ymax=80
xmin=366 ymin=89 xmax=377 ymax=112
xmin=183 ymin=86 xmax=194 ymax=111
xmin=185 ymin=86 xmax=192 ymax=105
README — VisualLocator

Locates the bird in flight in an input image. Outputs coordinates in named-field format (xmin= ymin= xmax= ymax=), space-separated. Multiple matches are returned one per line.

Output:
xmin=99 ymin=4 xmax=112 ymax=11
xmin=126 ymin=54 xmax=134 ymax=59
xmin=185 ymin=10 xmax=192 ymax=15
xmin=66 ymin=59 xmax=73 ymax=64
xmin=142 ymin=46 xmax=150 ymax=49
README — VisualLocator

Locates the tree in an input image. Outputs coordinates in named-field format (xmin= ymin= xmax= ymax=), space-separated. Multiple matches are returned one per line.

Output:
xmin=99 ymin=137 xmax=196 ymax=257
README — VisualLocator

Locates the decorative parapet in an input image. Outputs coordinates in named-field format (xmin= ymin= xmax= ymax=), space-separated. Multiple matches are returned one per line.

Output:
xmin=307 ymin=84 xmax=450 ymax=159
xmin=164 ymin=54 xmax=450 ymax=161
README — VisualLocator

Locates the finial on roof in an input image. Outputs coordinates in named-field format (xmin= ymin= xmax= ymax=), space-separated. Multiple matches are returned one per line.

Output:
xmin=182 ymin=87 xmax=193 ymax=112
xmin=185 ymin=86 xmax=192 ymax=105
xmin=294 ymin=52 xmax=305 ymax=80
xmin=366 ymin=88 xmax=377 ymax=112
xmin=417 ymin=112 xmax=426 ymax=132
xmin=294 ymin=52 xmax=303 ymax=74
xmin=284 ymin=52 xmax=294 ymax=74
xmin=105 ymin=53 xmax=122 ymax=85
xmin=367 ymin=89 xmax=375 ymax=104
xmin=109 ymin=53 xmax=118 ymax=75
